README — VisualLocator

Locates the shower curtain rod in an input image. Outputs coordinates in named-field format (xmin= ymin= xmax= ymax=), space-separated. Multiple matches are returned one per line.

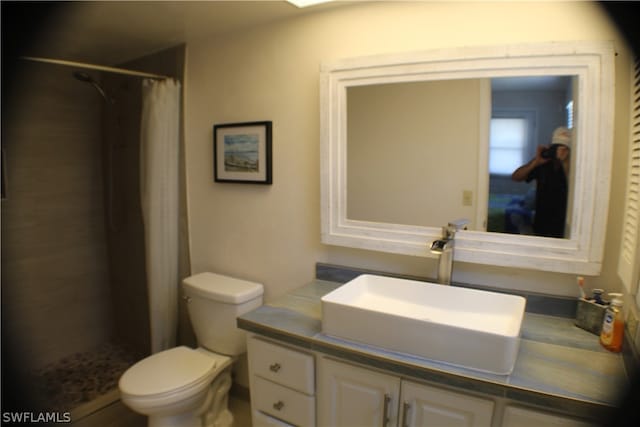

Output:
xmin=22 ymin=56 xmax=171 ymax=80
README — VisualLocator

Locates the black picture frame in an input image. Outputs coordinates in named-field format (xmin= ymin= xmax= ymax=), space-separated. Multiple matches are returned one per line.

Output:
xmin=213 ymin=121 xmax=272 ymax=184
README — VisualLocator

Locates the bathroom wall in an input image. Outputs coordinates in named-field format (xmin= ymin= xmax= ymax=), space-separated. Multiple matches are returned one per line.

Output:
xmin=1 ymin=62 xmax=112 ymax=369
xmin=185 ymin=1 xmax=632 ymax=304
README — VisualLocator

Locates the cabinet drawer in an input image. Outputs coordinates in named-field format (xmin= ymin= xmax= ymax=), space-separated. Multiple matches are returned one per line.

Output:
xmin=253 ymin=376 xmax=315 ymax=427
xmin=253 ymin=409 xmax=295 ymax=427
xmin=248 ymin=336 xmax=314 ymax=394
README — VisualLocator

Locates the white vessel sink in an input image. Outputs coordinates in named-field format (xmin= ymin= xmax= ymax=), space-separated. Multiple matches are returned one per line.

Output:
xmin=321 ymin=274 xmax=526 ymax=375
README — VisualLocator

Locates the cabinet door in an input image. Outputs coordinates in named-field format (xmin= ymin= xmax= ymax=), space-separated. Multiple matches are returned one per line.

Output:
xmin=318 ymin=357 xmax=401 ymax=427
xmin=400 ymin=380 xmax=494 ymax=427
xmin=502 ymin=406 xmax=596 ymax=427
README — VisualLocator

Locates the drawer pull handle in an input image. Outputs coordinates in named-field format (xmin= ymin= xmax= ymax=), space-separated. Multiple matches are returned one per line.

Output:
xmin=382 ymin=394 xmax=392 ymax=427
xmin=269 ymin=363 xmax=281 ymax=372
xmin=402 ymin=401 xmax=411 ymax=427
xmin=273 ymin=401 xmax=284 ymax=411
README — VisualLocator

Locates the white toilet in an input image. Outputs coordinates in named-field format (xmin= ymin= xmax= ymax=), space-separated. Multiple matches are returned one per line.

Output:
xmin=119 ymin=272 xmax=264 ymax=427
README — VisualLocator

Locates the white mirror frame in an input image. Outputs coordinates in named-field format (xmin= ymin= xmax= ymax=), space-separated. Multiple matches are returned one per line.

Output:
xmin=320 ymin=41 xmax=615 ymax=275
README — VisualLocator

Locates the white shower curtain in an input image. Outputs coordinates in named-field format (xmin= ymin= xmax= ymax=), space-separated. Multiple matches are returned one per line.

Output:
xmin=140 ymin=78 xmax=181 ymax=354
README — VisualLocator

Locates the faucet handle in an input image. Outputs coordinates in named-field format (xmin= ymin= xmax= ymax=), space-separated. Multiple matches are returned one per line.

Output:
xmin=448 ymin=218 xmax=469 ymax=231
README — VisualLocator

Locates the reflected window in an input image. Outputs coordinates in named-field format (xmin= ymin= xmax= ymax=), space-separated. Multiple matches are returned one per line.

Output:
xmin=566 ymin=100 xmax=574 ymax=129
xmin=487 ymin=115 xmax=535 ymax=234
xmin=489 ymin=118 xmax=528 ymax=175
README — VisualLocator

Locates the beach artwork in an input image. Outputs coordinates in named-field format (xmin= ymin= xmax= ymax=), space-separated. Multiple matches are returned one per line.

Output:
xmin=213 ymin=121 xmax=272 ymax=184
xmin=224 ymin=133 xmax=259 ymax=172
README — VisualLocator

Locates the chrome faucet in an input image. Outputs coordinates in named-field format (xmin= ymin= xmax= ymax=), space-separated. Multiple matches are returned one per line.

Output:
xmin=430 ymin=219 xmax=469 ymax=285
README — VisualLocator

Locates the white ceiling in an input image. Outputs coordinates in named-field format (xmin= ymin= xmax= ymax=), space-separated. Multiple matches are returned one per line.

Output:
xmin=23 ymin=1 xmax=348 ymax=66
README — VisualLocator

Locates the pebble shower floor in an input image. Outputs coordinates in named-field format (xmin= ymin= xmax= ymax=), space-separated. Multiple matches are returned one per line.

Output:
xmin=34 ymin=342 xmax=139 ymax=413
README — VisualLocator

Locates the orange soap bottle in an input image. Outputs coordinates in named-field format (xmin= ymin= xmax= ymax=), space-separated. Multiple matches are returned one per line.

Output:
xmin=600 ymin=293 xmax=624 ymax=352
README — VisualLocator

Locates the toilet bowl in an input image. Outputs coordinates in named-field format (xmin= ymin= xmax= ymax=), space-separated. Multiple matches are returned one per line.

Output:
xmin=119 ymin=273 xmax=263 ymax=427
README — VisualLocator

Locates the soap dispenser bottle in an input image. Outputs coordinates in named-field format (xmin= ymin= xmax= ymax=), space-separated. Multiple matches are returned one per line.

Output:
xmin=600 ymin=293 xmax=624 ymax=352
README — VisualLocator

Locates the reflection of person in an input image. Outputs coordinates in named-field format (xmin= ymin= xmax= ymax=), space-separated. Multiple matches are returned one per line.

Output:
xmin=511 ymin=127 xmax=571 ymax=238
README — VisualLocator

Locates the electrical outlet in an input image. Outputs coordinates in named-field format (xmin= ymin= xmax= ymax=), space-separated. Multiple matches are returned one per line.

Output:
xmin=462 ymin=190 xmax=473 ymax=206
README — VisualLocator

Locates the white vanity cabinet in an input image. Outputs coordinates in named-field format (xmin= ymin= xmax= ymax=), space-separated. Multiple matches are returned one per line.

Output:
xmin=501 ymin=406 xmax=596 ymax=427
xmin=246 ymin=335 xmax=599 ymax=427
xmin=317 ymin=357 xmax=495 ymax=427
xmin=247 ymin=335 xmax=316 ymax=427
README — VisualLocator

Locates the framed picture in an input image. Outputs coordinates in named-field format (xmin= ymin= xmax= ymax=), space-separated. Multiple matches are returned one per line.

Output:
xmin=213 ymin=121 xmax=272 ymax=184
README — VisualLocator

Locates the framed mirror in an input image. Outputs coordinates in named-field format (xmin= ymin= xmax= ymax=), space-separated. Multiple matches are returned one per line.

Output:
xmin=320 ymin=42 xmax=614 ymax=274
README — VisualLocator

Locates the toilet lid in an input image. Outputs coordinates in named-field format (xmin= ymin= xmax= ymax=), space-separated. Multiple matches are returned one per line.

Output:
xmin=119 ymin=346 xmax=217 ymax=397
xmin=183 ymin=272 xmax=263 ymax=304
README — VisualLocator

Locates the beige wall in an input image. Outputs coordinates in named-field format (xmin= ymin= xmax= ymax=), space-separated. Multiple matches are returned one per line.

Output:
xmin=185 ymin=1 xmax=632 ymax=306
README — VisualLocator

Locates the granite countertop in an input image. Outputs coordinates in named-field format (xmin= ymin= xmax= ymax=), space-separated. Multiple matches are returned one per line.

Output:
xmin=238 ymin=279 xmax=630 ymax=420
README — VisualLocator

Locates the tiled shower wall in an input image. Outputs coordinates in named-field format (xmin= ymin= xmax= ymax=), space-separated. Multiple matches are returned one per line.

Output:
xmin=1 ymin=62 xmax=113 ymax=370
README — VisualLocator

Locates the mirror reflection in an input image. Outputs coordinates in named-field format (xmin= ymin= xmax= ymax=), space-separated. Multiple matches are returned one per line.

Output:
xmin=489 ymin=76 xmax=574 ymax=239
xmin=346 ymin=75 xmax=575 ymax=238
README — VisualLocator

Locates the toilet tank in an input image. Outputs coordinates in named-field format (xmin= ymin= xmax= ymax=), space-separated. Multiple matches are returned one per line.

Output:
xmin=182 ymin=272 xmax=263 ymax=356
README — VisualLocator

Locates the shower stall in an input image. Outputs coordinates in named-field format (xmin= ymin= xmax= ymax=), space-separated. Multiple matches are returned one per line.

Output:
xmin=1 ymin=45 xmax=187 ymax=419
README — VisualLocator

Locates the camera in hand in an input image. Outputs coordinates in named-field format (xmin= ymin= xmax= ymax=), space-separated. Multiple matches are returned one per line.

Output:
xmin=541 ymin=144 xmax=560 ymax=159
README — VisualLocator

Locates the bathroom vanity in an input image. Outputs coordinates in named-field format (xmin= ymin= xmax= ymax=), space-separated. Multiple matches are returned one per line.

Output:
xmin=238 ymin=269 xmax=630 ymax=427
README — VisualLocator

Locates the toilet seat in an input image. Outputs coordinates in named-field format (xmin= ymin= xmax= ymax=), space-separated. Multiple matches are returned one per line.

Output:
xmin=119 ymin=346 xmax=229 ymax=406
